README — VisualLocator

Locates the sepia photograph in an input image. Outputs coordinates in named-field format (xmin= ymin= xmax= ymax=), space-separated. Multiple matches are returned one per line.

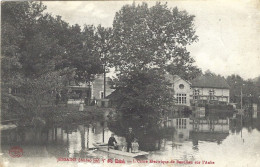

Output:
xmin=1 ymin=1 xmax=260 ymax=167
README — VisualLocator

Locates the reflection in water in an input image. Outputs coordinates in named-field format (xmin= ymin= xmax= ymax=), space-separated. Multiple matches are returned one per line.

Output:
xmin=167 ymin=118 xmax=230 ymax=147
xmin=1 ymin=117 xmax=260 ymax=166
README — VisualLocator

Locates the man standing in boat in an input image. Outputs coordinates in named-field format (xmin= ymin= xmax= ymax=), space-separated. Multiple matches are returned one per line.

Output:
xmin=126 ymin=127 xmax=135 ymax=152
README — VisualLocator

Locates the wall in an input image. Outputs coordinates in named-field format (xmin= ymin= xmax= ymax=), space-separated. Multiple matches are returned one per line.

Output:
xmin=91 ymin=75 xmax=114 ymax=100
xmin=173 ymin=79 xmax=191 ymax=106
xmin=191 ymin=87 xmax=230 ymax=103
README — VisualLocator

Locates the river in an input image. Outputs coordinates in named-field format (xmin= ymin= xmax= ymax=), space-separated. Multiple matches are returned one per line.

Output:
xmin=1 ymin=116 xmax=260 ymax=167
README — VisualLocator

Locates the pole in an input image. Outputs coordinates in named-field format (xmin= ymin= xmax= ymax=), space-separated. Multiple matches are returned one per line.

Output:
xmin=102 ymin=125 xmax=105 ymax=143
xmin=87 ymin=125 xmax=89 ymax=149
xmin=103 ymin=64 xmax=106 ymax=99
xmin=88 ymin=82 xmax=91 ymax=105
xmin=240 ymin=87 xmax=243 ymax=109
xmin=240 ymin=85 xmax=243 ymax=138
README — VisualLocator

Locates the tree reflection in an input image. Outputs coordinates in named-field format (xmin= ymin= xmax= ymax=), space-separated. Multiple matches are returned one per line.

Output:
xmin=107 ymin=113 xmax=175 ymax=151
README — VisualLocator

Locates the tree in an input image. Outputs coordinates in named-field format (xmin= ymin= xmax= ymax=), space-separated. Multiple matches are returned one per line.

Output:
xmin=1 ymin=2 xmax=74 ymax=118
xmin=1 ymin=1 xmax=46 ymax=87
xmin=95 ymin=25 xmax=113 ymax=68
xmin=67 ymin=25 xmax=111 ymax=84
xmin=226 ymin=74 xmax=259 ymax=106
xmin=111 ymin=68 xmax=174 ymax=124
xmin=111 ymin=2 xmax=198 ymax=73
xmin=2 ymin=1 xmax=109 ymax=120
xmin=167 ymin=62 xmax=201 ymax=81
xmin=109 ymin=2 xmax=199 ymax=122
xmin=226 ymin=75 xmax=244 ymax=104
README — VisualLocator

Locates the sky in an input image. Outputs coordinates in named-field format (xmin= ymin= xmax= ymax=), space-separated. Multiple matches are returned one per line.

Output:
xmin=43 ymin=0 xmax=260 ymax=80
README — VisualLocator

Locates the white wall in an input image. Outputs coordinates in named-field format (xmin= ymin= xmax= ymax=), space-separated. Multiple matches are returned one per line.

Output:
xmin=173 ymin=79 xmax=191 ymax=106
xmin=190 ymin=87 xmax=230 ymax=103
xmin=91 ymin=75 xmax=114 ymax=100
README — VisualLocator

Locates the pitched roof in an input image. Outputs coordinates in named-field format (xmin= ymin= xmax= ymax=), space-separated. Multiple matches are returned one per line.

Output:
xmin=191 ymin=75 xmax=230 ymax=89
xmin=164 ymin=74 xmax=191 ymax=85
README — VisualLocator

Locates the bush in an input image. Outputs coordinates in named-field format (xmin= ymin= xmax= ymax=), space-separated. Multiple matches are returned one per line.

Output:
xmin=207 ymin=104 xmax=234 ymax=110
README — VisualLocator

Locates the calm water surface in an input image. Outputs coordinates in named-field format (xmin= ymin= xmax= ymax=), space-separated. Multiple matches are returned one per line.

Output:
xmin=1 ymin=117 xmax=260 ymax=167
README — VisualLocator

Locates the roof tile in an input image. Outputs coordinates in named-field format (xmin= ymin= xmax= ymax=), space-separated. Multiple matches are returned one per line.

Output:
xmin=191 ymin=75 xmax=230 ymax=89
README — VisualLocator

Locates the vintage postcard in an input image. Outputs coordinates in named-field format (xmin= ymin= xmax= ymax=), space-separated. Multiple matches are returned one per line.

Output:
xmin=1 ymin=1 xmax=260 ymax=167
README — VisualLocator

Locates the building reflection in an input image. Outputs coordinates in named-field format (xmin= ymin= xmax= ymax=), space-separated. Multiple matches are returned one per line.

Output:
xmin=2 ymin=116 xmax=260 ymax=158
xmin=167 ymin=117 xmax=230 ymax=148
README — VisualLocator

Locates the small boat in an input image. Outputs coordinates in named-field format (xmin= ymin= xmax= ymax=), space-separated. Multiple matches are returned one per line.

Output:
xmin=93 ymin=143 xmax=149 ymax=158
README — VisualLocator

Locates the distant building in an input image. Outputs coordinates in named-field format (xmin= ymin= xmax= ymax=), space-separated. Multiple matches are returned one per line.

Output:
xmin=190 ymin=75 xmax=230 ymax=104
xmin=91 ymin=74 xmax=115 ymax=100
xmin=68 ymin=74 xmax=115 ymax=106
xmin=165 ymin=74 xmax=191 ymax=106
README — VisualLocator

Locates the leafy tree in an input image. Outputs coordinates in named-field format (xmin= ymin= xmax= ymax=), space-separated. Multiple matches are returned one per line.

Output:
xmin=109 ymin=2 xmax=199 ymax=121
xmin=1 ymin=2 xmax=75 ymax=118
xmin=2 ymin=1 xmax=109 ymax=121
xmin=167 ymin=62 xmax=201 ymax=81
xmin=1 ymin=2 xmax=49 ymax=117
xmin=72 ymin=25 xmax=104 ymax=84
xmin=95 ymin=25 xmax=113 ymax=68
xmin=66 ymin=25 xmax=112 ymax=85
xmin=226 ymin=74 xmax=259 ymax=107
xmin=111 ymin=68 xmax=174 ymax=124
xmin=111 ymin=2 xmax=198 ymax=73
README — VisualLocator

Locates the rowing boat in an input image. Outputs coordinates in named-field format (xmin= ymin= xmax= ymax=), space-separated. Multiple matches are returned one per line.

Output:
xmin=93 ymin=143 xmax=149 ymax=158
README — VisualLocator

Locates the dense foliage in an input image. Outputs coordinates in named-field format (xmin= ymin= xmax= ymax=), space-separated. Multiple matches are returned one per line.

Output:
xmin=109 ymin=2 xmax=200 ymax=121
xmin=1 ymin=2 xmax=106 ymax=118
xmin=226 ymin=74 xmax=260 ymax=107
xmin=111 ymin=3 xmax=199 ymax=73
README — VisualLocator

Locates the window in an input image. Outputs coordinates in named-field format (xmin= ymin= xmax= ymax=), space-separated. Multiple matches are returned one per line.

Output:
xmin=100 ymin=91 xmax=104 ymax=99
xmin=179 ymin=84 xmax=184 ymax=89
xmin=176 ymin=118 xmax=187 ymax=129
xmin=177 ymin=94 xmax=187 ymax=104
xmin=209 ymin=89 xmax=215 ymax=100
xmin=193 ymin=89 xmax=200 ymax=100
xmin=183 ymin=119 xmax=186 ymax=129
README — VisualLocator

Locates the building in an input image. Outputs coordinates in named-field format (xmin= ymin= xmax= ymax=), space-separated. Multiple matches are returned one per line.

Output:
xmin=165 ymin=74 xmax=191 ymax=106
xmin=91 ymin=74 xmax=114 ymax=100
xmin=91 ymin=74 xmax=115 ymax=107
xmin=190 ymin=75 xmax=230 ymax=104
xmin=68 ymin=74 xmax=115 ymax=106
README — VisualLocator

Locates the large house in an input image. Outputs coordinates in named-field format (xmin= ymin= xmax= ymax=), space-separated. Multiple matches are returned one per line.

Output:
xmin=190 ymin=75 xmax=230 ymax=104
xmin=165 ymin=74 xmax=191 ymax=106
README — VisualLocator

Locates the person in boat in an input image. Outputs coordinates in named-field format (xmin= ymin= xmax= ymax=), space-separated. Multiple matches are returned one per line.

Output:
xmin=131 ymin=138 xmax=139 ymax=153
xmin=108 ymin=133 xmax=118 ymax=149
xmin=126 ymin=127 xmax=135 ymax=152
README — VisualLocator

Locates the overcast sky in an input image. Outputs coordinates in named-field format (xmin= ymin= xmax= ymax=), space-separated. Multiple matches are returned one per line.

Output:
xmin=43 ymin=0 xmax=260 ymax=80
